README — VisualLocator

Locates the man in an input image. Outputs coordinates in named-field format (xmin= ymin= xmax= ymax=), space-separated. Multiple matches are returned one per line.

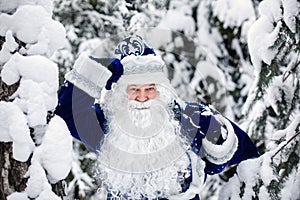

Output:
xmin=55 ymin=35 xmax=260 ymax=199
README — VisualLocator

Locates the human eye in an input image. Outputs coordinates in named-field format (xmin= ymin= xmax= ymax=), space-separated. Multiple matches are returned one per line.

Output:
xmin=126 ymin=85 xmax=138 ymax=94
xmin=146 ymin=86 xmax=155 ymax=92
xmin=128 ymin=87 xmax=138 ymax=93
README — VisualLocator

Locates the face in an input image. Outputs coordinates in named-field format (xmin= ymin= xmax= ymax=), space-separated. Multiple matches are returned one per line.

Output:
xmin=126 ymin=84 xmax=158 ymax=102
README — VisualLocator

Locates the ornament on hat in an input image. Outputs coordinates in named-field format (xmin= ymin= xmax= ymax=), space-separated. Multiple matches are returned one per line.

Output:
xmin=114 ymin=34 xmax=152 ymax=58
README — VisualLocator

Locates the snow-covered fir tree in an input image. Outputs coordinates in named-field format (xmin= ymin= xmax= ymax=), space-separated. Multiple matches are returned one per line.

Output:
xmin=0 ymin=1 xmax=73 ymax=199
xmin=220 ymin=0 xmax=300 ymax=199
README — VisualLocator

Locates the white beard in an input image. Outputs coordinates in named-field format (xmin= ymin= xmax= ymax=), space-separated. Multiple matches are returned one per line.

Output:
xmin=128 ymin=100 xmax=153 ymax=128
xmin=95 ymin=86 xmax=191 ymax=199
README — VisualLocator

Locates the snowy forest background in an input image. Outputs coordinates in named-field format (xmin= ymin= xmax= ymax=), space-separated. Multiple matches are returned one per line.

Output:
xmin=0 ymin=0 xmax=299 ymax=199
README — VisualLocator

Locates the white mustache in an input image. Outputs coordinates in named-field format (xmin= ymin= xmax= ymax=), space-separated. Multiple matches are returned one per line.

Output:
xmin=128 ymin=100 xmax=154 ymax=110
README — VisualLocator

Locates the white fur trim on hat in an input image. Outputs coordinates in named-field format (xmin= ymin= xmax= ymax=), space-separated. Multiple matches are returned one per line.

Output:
xmin=118 ymin=54 xmax=169 ymax=85
xmin=117 ymin=72 xmax=170 ymax=85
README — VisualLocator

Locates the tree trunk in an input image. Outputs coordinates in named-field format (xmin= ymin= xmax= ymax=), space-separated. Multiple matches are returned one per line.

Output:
xmin=0 ymin=76 xmax=28 ymax=199
xmin=0 ymin=143 xmax=30 ymax=199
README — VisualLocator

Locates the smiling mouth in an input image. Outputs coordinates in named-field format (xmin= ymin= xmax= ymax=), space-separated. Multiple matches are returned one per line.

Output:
xmin=134 ymin=107 xmax=150 ymax=110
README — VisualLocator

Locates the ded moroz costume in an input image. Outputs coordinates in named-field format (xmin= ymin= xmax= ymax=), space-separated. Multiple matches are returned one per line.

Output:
xmin=55 ymin=35 xmax=260 ymax=200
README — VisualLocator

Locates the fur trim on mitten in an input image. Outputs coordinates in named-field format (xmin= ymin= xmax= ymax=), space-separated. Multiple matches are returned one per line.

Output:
xmin=65 ymin=52 xmax=112 ymax=98
xmin=201 ymin=114 xmax=238 ymax=165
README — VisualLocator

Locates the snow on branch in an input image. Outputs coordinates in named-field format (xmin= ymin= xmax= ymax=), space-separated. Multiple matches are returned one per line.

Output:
xmin=0 ymin=1 xmax=72 ymax=199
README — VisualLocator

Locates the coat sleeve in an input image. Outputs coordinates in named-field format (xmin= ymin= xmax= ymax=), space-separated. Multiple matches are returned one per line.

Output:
xmin=180 ymin=102 xmax=260 ymax=175
xmin=54 ymin=81 xmax=107 ymax=152
xmin=202 ymin=118 xmax=260 ymax=175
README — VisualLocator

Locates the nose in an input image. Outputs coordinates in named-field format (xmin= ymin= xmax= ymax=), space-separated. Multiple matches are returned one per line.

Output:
xmin=136 ymin=91 xmax=149 ymax=102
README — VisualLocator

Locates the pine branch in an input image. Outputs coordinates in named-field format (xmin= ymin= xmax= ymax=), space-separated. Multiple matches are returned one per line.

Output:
xmin=271 ymin=130 xmax=300 ymax=159
xmin=282 ymin=55 xmax=300 ymax=82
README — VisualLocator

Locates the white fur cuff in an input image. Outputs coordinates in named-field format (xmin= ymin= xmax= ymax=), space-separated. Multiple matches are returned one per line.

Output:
xmin=201 ymin=115 xmax=238 ymax=165
xmin=65 ymin=52 xmax=112 ymax=98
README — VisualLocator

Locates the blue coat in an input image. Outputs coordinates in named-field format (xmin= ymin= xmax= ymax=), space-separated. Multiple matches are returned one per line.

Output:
xmin=54 ymin=81 xmax=260 ymax=199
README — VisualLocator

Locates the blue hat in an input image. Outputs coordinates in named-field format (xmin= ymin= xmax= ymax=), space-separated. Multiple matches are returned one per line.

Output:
xmin=90 ymin=35 xmax=169 ymax=90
